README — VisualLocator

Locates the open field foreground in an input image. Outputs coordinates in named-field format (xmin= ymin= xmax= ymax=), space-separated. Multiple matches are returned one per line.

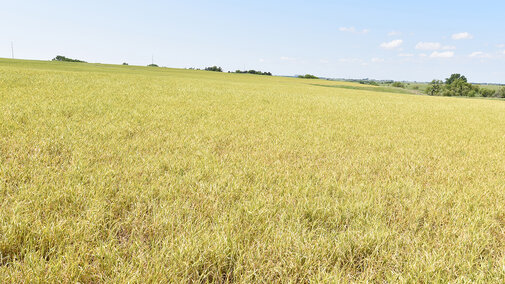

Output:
xmin=1 ymin=59 xmax=505 ymax=282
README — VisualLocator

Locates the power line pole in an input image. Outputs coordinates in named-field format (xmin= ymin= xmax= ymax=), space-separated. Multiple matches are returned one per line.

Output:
xmin=11 ymin=42 xmax=14 ymax=59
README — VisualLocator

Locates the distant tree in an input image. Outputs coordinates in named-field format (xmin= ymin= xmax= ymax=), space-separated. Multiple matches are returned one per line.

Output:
xmin=122 ymin=62 xmax=128 ymax=65
xmin=298 ymin=74 xmax=318 ymax=79
xmin=147 ymin=64 xmax=159 ymax=67
xmin=451 ymin=78 xmax=473 ymax=96
xmin=234 ymin=69 xmax=272 ymax=76
xmin=391 ymin=82 xmax=406 ymax=88
xmin=52 ymin=55 xmax=86 ymax=63
xmin=433 ymin=74 xmax=482 ymax=97
xmin=204 ymin=66 xmax=223 ymax=72
xmin=445 ymin=74 xmax=467 ymax=85
xmin=426 ymin=80 xmax=444 ymax=96
xmin=357 ymin=80 xmax=379 ymax=86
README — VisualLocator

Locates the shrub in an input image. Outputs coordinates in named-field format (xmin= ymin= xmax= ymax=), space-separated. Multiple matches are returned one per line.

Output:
xmin=494 ymin=87 xmax=505 ymax=98
xmin=122 ymin=62 xmax=128 ymax=66
xmin=480 ymin=88 xmax=495 ymax=98
xmin=147 ymin=64 xmax=159 ymax=67
xmin=360 ymin=80 xmax=379 ymax=86
xmin=391 ymin=82 xmax=406 ymax=88
xmin=442 ymin=90 xmax=455 ymax=97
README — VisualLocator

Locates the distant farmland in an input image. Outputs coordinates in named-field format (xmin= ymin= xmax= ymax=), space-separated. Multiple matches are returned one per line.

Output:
xmin=1 ymin=59 xmax=505 ymax=282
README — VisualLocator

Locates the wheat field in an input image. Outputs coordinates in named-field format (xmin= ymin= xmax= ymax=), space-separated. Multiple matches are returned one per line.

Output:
xmin=1 ymin=58 xmax=505 ymax=282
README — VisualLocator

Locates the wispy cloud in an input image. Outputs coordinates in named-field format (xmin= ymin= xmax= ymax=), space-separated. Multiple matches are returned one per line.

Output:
xmin=259 ymin=58 xmax=265 ymax=63
xmin=452 ymin=32 xmax=473 ymax=40
xmin=380 ymin=39 xmax=403 ymax=49
xmin=469 ymin=51 xmax=491 ymax=58
xmin=338 ymin=58 xmax=363 ymax=63
xmin=430 ymin=51 xmax=454 ymax=58
xmin=388 ymin=31 xmax=402 ymax=36
xmin=280 ymin=56 xmax=296 ymax=61
xmin=339 ymin=27 xmax=355 ymax=32
xmin=442 ymin=45 xmax=456 ymax=50
xmin=498 ymin=44 xmax=505 ymax=48
xmin=398 ymin=53 xmax=414 ymax=57
xmin=416 ymin=42 xmax=441 ymax=50
xmin=416 ymin=42 xmax=456 ymax=50
xmin=371 ymin=58 xmax=385 ymax=63
xmin=339 ymin=27 xmax=369 ymax=34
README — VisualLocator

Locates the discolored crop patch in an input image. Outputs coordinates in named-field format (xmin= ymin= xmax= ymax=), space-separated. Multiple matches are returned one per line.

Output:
xmin=1 ymin=58 xmax=505 ymax=282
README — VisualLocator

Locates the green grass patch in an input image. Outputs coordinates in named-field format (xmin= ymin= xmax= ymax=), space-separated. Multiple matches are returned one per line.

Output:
xmin=310 ymin=82 xmax=413 ymax=94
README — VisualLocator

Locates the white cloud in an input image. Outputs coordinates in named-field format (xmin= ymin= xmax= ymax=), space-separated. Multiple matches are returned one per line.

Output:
xmin=469 ymin=51 xmax=491 ymax=58
xmin=497 ymin=44 xmax=505 ymax=48
xmin=339 ymin=27 xmax=355 ymax=33
xmin=388 ymin=31 xmax=402 ymax=36
xmin=380 ymin=39 xmax=403 ymax=49
xmin=503 ymin=50 xmax=505 ymax=55
xmin=339 ymin=27 xmax=369 ymax=34
xmin=280 ymin=56 xmax=296 ymax=61
xmin=452 ymin=32 xmax=473 ymax=40
xmin=319 ymin=59 xmax=329 ymax=64
xmin=371 ymin=58 xmax=385 ymax=63
xmin=415 ymin=42 xmax=456 ymax=50
xmin=442 ymin=45 xmax=456 ymax=50
xmin=430 ymin=51 xmax=454 ymax=58
xmin=259 ymin=58 xmax=265 ymax=63
xmin=398 ymin=53 xmax=414 ymax=57
xmin=338 ymin=58 xmax=362 ymax=63
xmin=469 ymin=51 xmax=483 ymax=57
xmin=416 ymin=42 xmax=441 ymax=50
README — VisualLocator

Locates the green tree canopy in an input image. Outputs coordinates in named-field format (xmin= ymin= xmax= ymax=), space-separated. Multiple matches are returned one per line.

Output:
xmin=445 ymin=74 xmax=467 ymax=85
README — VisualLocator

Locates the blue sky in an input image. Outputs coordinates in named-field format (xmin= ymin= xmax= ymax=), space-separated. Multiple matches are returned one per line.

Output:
xmin=2 ymin=0 xmax=505 ymax=82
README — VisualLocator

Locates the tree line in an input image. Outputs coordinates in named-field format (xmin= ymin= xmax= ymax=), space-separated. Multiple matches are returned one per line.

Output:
xmin=202 ymin=66 xmax=273 ymax=76
xmin=52 ymin=55 xmax=86 ymax=63
xmin=298 ymin=74 xmax=318 ymax=79
xmin=234 ymin=70 xmax=272 ymax=76
xmin=426 ymin=74 xmax=505 ymax=98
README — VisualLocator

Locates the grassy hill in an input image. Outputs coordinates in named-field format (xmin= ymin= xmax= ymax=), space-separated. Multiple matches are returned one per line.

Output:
xmin=1 ymin=58 xmax=505 ymax=282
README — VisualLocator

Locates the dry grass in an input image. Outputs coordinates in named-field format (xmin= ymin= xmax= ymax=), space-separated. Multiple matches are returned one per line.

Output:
xmin=1 ymin=58 xmax=505 ymax=282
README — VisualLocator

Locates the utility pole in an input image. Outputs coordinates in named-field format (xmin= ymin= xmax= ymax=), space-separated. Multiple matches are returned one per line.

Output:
xmin=152 ymin=55 xmax=154 ymax=65
xmin=11 ymin=42 xmax=14 ymax=59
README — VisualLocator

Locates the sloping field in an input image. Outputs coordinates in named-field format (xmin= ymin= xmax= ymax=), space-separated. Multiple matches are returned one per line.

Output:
xmin=1 ymin=59 xmax=505 ymax=282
